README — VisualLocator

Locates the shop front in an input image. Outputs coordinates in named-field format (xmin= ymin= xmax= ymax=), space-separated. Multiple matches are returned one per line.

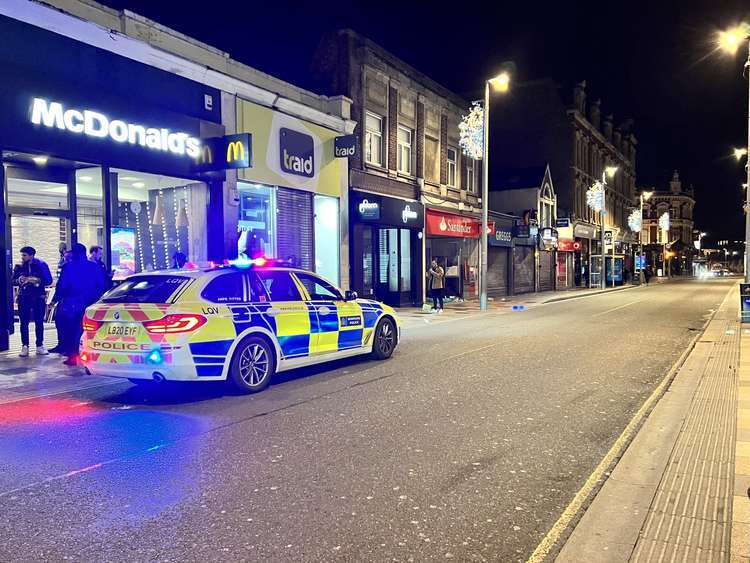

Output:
xmin=573 ymin=222 xmax=596 ymax=287
xmin=487 ymin=218 xmax=513 ymax=297
xmin=350 ymin=192 xmax=424 ymax=307
xmin=425 ymin=209 xmax=487 ymax=301
xmin=0 ymin=15 xmax=226 ymax=350
xmin=235 ymin=98 xmax=347 ymax=285
xmin=556 ymin=239 xmax=579 ymax=289
xmin=537 ymin=227 xmax=558 ymax=292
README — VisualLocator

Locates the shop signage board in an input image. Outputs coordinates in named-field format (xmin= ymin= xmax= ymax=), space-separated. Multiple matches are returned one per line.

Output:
xmin=489 ymin=225 xmax=513 ymax=247
xmin=604 ymin=230 xmax=613 ymax=249
xmin=573 ymin=223 xmax=596 ymax=239
xmin=334 ymin=134 xmax=358 ymax=158
xmin=236 ymin=98 xmax=345 ymax=198
xmin=539 ymin=227 xmax=559 ymax=251
xmin=556 ymin=218 xmax=571 ymax=228
xmin=513 ymin=224 xmax=531 ymax=238
xmin=351 ymin=193 xmax=424 ymax=228
xmin=557 ymin=239 xmax=581 ymax=252
xmin=196 ymin=133 xmax=252 ymax=171
xmin=425 ymin=210 xmax=491 ymax=238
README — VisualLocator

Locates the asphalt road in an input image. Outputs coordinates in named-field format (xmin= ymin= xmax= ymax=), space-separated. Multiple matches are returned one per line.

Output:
xmin=0 ymin=278 xmax=735 ymax=562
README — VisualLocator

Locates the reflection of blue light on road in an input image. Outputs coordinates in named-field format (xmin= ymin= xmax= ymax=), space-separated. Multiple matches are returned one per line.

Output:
xmin=0 ymin=404 xmax=206 ymax=528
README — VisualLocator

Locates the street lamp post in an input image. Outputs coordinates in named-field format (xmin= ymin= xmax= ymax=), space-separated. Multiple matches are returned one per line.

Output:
xmin=719 ymin=25 xmax=750 ymax=282
xmin=479 ymin=72 xmax=510 ymax=311
xmin=597 ymin=167 xmax=618 ymax=289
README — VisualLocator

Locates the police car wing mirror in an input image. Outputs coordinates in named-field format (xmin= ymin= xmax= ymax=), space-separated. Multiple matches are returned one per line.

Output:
xmin=345 ymin=290 xmax=358 ymax=302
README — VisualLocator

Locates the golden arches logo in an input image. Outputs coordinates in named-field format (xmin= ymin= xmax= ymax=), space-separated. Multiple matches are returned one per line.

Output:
xmin=226 ymin=141 xmax=245 ymax=163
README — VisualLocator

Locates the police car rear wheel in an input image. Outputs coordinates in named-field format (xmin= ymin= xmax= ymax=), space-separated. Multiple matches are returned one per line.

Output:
xmin=230 ymin=336 xmax=275 ymax=393
xmin=371 ymin=318 xmax=396 ymax=360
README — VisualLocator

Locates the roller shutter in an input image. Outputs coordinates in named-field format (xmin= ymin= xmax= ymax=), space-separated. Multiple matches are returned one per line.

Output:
xmin=513 ymin=246 xmax=535 ymax=294
xmin=276 ymin=188 xmax=313 ymax=271
xmin=539 ymin=251 xmax=555 ymax=292
xmin=487 ymin=247 xmax=509 ymax=296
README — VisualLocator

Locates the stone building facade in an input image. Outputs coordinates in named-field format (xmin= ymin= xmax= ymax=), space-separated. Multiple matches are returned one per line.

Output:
xmin=313 ymin=30 xmax=485 ymax=305
xmin=489 ymin=79 xmax=638 ymax=287
xmin=640 ymin=171 xmax=696 ymax=275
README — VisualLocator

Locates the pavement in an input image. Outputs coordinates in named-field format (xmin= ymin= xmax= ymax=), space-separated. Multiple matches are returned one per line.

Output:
xmin=0 ymin=276 xmax=735 ymax=562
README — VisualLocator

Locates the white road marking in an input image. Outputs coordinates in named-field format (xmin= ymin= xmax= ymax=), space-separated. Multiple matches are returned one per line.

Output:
xmin=591 ymin=300 xmax=642 ymax=318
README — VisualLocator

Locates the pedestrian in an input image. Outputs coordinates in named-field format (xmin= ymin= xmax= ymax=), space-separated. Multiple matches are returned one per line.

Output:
xmin=54 ymin=243 xmax=108 ymax=368
xmin=56 ymin=242 xmax=67 ymax=280
xmin=12 ymin=246 xmax=53 ymax=357
xmin=48 ymin=250 xmax=74 ymax=354
xmin=645 ymin=265 xmax=653 ymax=285
xmin=427 ymin=259 xmax=445 ymax=313
xmin=89 ymin=245 xmax=113 ymax=290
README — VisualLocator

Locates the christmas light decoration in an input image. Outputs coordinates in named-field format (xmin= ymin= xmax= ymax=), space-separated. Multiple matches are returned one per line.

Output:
xmin=586 ymin=181 xmax=605 ymax=213
xmin=459 ymin=102 xmax=484 ymax=160
xmin=628 ymin=209 xmax=642 ymax=232
xmin=659 ymin=212 xmax=670 ymax=232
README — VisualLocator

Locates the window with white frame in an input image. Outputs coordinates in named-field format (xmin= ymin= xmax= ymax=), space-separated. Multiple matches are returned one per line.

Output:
xmin=447 ymin=147 xmax=457 ymax=187
xmin=365 ymin=112 xmax=383 ymax=166
xmin=464 ymin=158 xmax=476 ymax=192
xmin=397 ymin=125 xmax=413 ymax=175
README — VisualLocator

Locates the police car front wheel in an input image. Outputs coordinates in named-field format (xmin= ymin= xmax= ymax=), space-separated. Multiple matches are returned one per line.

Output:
xmin=371 ymin=318 xmax=397 ymax=360
xmin=229 ymin=336 xmax=275 ymax=394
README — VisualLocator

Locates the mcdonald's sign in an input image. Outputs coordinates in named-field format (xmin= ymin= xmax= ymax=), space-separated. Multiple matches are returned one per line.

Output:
xmin=195 ymin=133 xmax=252 ymax=171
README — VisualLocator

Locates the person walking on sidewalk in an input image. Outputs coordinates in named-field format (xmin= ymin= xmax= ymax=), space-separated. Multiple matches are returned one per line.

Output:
xmin=644 ymin=265 xmax=653 ymax=285
xmin=427 ymin=259 xmax=445 ymax=313
xmin=12 ymin=246 xmax=53 ymax=357
xmin=54 ymin=243 xmax=108 ymax=368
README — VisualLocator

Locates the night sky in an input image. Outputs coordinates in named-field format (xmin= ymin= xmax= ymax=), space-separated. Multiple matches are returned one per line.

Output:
xmin=97 ymin=0 xmax=750 ymax=243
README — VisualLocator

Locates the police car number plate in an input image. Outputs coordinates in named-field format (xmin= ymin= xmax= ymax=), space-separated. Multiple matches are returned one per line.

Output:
xmin=105 ymin=323 xmax=140 ymax=337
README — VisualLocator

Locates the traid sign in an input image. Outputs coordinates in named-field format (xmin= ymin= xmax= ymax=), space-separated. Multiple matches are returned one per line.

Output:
xmin=196 ymin=133 xmax=252 ymax=171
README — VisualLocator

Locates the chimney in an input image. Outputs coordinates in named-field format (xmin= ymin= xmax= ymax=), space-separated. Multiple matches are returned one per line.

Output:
xmin=670 ymin=170 xmax=682 ymax=194
xmin=603 ymin=114 xmax=613 ymax=142
xmin=573 ymin=80 xmax=586 ymax=114
xmin=588 ymin=99 xmax=601 ymax=130
xmin=613 ymin=128 xmax=622 ymax=151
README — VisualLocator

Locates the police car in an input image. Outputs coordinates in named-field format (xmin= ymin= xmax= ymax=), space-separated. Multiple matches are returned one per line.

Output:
xmin=80 ymin=259 xmax=400 ymax=393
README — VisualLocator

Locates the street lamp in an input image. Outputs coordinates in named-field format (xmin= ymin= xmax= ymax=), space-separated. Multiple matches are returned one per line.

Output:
xmin=636 ymin=190 xmax=653 ymax=283
xmin=718 ymin=23 xmax=750 ymax=282
xmin=479 ymin=70 xmax=511 ymax=311
xmin=587 ymin=166 xmax=618 ymax=289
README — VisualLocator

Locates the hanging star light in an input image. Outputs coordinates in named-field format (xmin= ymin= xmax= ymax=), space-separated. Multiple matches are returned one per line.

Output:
xmin=659 ymin=212 xmax=670 ymax=232
xmin=586 ymin=181 xmax=604 ymax=213
xmin=459 ymin=102 xmax=484 ymax=160
xmin=627 ymin=209 xmax=642 ymax=232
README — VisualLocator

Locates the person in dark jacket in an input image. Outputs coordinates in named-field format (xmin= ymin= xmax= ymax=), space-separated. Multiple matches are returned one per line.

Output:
xmin=12 ymin=246 xmax=53 ymax=357
xmin=89 ymin=245 xmax=113 ymax=290
xmin=54 ymin=243 xmax=108 ymax=367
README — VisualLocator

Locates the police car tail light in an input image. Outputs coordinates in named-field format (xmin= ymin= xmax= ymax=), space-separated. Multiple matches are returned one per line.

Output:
xmin=82 ymin=315 xmax=103 ymax=332
xmin=143 ymin=314 xmax=207 ymax=334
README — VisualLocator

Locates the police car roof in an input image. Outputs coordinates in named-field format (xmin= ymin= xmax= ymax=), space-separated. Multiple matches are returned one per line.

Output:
xmin=132 ymin=266 xmax=306 ymax=278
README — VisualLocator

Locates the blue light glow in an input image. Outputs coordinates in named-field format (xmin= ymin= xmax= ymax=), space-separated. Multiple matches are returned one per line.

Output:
xmin=146 ymin=349 xmax=163 ymax=365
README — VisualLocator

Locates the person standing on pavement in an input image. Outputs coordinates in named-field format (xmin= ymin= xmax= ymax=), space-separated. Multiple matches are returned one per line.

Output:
xmin=644 ymin=265 xmax=653 ymax=285
xmin=89 ymin=245 xmax=113 ymax=290
xmin=12 ymin=246 xmax=53 ymax=357
xmin=55 ymin=243 xmax=108 ymax=368
xmin=427 ymin=259 xmax=445 ymax=313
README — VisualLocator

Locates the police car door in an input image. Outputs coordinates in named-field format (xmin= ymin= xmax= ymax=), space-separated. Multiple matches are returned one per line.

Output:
xmin=293 ymin=272 xmax=363 ymax=355
xmin=253 ymin=270 xmax=312 ymax=360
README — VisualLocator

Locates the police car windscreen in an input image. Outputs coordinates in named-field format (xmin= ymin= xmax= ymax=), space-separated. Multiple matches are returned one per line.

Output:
xmin=101 ymin=275 xmax=190 ymax=304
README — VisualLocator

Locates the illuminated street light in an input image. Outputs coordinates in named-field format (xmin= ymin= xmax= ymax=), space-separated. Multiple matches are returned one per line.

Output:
xmin=478 ymin=65 xmax=513 ymax=311
xmin=605 ymin=166 xmax=619 ymax=178
xmin=718 ymin=27 xmax=747 ymax=54
xmin=718 ymin=24 xmax=750 ymax=281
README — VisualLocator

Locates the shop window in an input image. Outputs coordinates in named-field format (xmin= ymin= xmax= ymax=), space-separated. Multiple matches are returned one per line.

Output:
xmin=362 ymin=226 xmax=374 ymax=295
xmin=238 ymin=182 xmax=276 ymax=259
xmin=399 ymin=229 xmax=411 ymax=291
xmin=397 ymin=126 xmax=413 ymax=175
xmin=113 ymin=168 xmax=207 ymax=277
xmin=256 ymin=271 xmax=303 ymax=301
xmin=201 ymin=272 xmax=246 ymax=303
xmin=447 ymin=147 xmax=457 ymax=187
xmin=365 ymin=112 xmax=383 ymax=166
xmin=464 ymin=158 xmax=476 ymax=193
xmin=314 ymin=195 xmax=340 ymax=284
xmin=75 ymin=167 xmax=104 ymax=260
xmin=295 ymin=272 xmax=342 ymax=301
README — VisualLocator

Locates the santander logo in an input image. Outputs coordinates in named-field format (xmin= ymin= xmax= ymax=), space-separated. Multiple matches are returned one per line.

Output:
xmin=439 ymin=217 xmax=448 ymax=232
